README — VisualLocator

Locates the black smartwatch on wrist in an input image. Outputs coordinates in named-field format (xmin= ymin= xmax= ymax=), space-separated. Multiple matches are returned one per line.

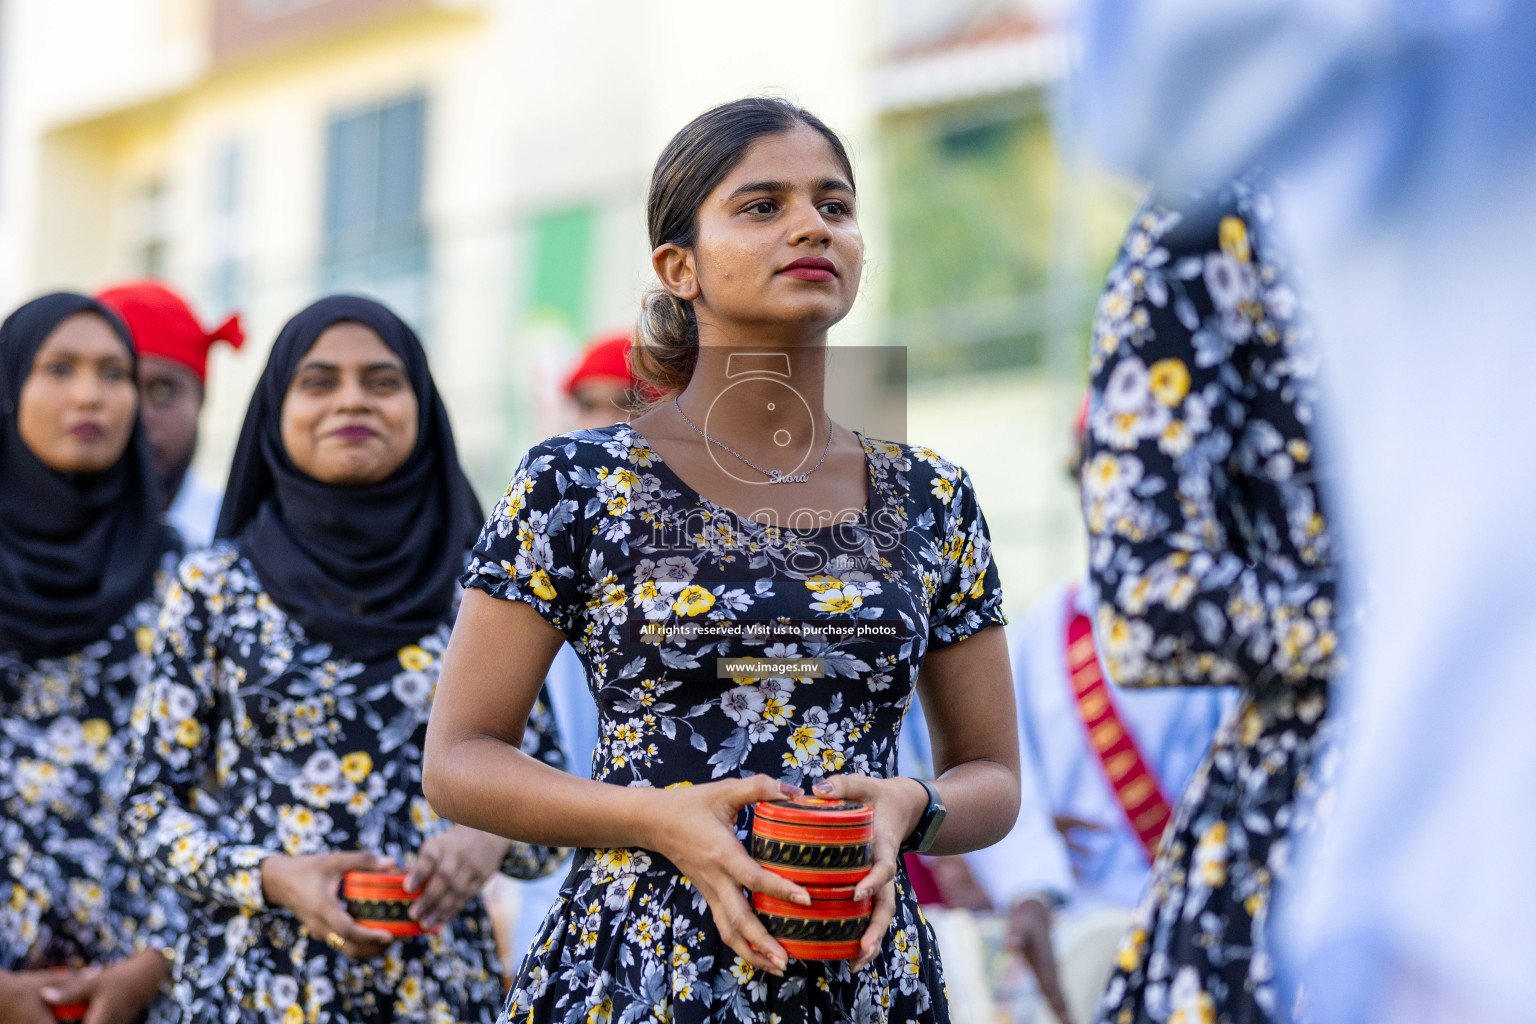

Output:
xmin=899 ymin=778 xmax=946 ymax=854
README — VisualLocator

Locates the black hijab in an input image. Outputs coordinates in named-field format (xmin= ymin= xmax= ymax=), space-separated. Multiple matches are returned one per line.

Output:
xmin=0 ymin=293 xmax=178 ymax=660
xmin=215 ymin=295 xmax=483 ymax=661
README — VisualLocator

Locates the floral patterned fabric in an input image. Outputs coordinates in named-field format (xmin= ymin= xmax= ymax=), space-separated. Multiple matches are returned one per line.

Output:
xmin=121 ymin=542 xmax=568 ymax=1024
xmin=0 ymin=555 xmax=184 ymax=1008
xmin=1082 ymin=177 xmax=1340 ymax=1024
xmin=461 ymin=422 xmax=1007 ymax=1024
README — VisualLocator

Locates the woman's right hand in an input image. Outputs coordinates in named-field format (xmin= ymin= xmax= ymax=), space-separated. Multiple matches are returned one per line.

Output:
xmin=259 ymin=851 xmax=400 ymax=959
xmin=0 ymin=968 xmax=74 ymax=1024
xmin=641 ymin=775 xmax=812 ymax=977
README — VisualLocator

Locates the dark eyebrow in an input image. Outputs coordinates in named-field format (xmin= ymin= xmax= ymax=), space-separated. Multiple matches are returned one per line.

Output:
xmin=726 ymin=180 xmax=791 ymax=202
xmin=296 ymin=360 xmax=405 ymax=374
xmin=724 ymin=178 xmax=855 ymax=203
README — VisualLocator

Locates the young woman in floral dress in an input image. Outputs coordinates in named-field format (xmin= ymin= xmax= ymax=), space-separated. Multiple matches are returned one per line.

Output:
xmin=121 ymin=296 xmax=567 ymax=1024
xmin=1081 ymin=175 xmax=1340 ymax=1023
xmin=0 ymin=294 xmax=184 ymax=1023
xmin=423 ymin=97 xmax=1023 ymax=1024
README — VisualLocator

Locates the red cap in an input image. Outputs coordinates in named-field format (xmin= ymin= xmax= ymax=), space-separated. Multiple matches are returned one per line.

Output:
xmin=563 ymin=333 xmax=665 ymax=402
xmin=563 ymin=333 xmax=635 ymax=395
xmin=96 ymin=281 xmax=244 ymax=382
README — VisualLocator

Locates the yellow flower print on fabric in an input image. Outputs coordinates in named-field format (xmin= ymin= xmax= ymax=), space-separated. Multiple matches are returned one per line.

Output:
xmin=670 ymin=585 xmax=714 ymax=617
xmin=1149 ymin=359 xmax=1190 ymax=407
xmin=528 ymin=568 xmax=558 ymax=602
xmin=81 ymin=719 xmax=111 ymax=748
xmin=175 ymin=719 xmax=202 ymax=748
xmin=1116 ymin=927 xmax=1149 ymax=972
xmin=340 ymin=751 xmax=373 ymax=783
xmin=806 ymin=578 xmax=872 ymax=614
xmin=398 ymin=644 xmax=432 ymax=672
xmin=1218 ymin=215 xmax=1251 ymax=263
xmin=1195 ymin=821 xmax=1229 ymax=887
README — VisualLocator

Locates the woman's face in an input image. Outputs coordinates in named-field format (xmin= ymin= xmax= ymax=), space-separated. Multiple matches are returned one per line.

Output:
xmin=280 ymin=322 xmax=419 ymax=486
xmin=658 ymin=125 xmax=864 ymax=339
xmin=17 ymin=312 xmax=138 ymax=474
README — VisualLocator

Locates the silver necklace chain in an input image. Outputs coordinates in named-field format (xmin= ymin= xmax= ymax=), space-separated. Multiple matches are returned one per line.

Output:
xmin=673 ymin=397 xmax=834 ymax=485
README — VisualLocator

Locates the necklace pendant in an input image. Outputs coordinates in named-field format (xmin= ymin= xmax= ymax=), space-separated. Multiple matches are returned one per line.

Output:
xmin=768 ymin=470 xmax=809 ymax=484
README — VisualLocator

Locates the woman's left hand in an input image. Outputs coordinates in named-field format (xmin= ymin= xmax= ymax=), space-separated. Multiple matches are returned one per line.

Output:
xmin=810 ymin=773 xmax=931 ymax=971
xmin=39 ymin=950 xmax=170 ymax=1024
xmin=405 ymin=825 xmax=513 ymax=931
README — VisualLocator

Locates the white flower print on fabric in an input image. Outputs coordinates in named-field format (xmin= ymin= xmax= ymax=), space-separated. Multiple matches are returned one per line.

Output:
xmin=0 ymin=555 xmax=186 ymax=1022
xmin=1084 ymin=175 xmax=1340 ymax=1024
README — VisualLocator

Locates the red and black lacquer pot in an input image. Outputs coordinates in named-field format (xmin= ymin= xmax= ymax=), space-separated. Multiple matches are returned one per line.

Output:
xmin=750 ymin=796 xmax=875 ymax=959
xmin=751 ymin=889 xmax=874 ymax=961
xmin=342 ymin=871 xmax=435 ymax=937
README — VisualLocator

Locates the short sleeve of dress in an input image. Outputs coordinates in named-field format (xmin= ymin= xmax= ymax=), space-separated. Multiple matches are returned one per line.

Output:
xmin=460 ymin=441 xmax=589 ymax=638
xmin=925 ymin=462 xmax=1008 ymax=650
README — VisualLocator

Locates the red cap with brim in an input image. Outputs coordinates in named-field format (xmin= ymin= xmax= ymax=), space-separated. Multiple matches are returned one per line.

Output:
xmin=96 ymin=281 xmax=244 ymax=382
xmin=564 ymin=333 xmax=665 ymax=402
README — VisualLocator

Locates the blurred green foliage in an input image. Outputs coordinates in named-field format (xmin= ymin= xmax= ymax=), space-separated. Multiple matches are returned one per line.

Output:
xmin=880 ymin=92 xmax=1138 ymax=381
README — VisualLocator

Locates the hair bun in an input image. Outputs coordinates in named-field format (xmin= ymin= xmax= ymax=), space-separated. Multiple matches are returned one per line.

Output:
xmin=632 ymin=286 xmax=697 ymax=397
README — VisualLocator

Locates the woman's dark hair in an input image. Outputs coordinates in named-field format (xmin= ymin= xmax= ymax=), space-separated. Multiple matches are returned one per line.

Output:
xmin=633 ymin=97 xmax=855 ymax=396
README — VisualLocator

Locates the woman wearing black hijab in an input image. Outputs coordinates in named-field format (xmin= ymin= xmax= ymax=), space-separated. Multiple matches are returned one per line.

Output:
xmin=121 ymin=296 xmax=567 ymax=1024
xmin=0 ymin=294 xmax=183 ymax=1022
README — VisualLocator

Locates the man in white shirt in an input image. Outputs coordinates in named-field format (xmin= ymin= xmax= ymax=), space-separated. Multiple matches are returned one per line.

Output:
xmin=961 ymin=583 xmax=1230 ymax=1023
xmin=971 ymin=584 xmax=1230 ymax=912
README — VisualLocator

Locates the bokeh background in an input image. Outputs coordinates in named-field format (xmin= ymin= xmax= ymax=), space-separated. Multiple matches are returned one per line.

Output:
xmin=0 ymin=0 xmax=1137 ymax=622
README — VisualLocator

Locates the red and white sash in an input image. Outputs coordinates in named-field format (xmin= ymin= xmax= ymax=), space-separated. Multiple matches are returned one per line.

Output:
xmin=1064 ymin=590 xmax=1174 ymax=862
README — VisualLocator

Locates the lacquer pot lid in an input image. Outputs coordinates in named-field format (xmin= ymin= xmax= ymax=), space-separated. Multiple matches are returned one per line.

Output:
xmin=752 ymin=818 xmax=875 ymax=845
xmin=751 ymin=892 xmax=873 ymax=918
xmin=342 ymin=871 xmax=414 ymax=898
xmin=753 ymin=796 xmax=873 ymax=828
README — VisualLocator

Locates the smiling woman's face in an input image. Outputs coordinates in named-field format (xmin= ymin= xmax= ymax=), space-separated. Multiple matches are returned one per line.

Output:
xmin=279 ymin=322 xmax=419 ymax=486
xmin=17 ymin=312 xmax=138 ymax=474
xmin=656 ymin=124 xmax=864 ymax=341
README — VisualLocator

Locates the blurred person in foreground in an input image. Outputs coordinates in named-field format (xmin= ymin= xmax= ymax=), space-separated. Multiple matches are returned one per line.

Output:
xmin=120 ymin=296 xmax=567 ymax=1024
xmin=96 ymin=282 xmax=243 ymax=546
xmin=1079 ymin=174 xmax=1339 ymax=1024
xmin=1078 ymin=4 xmax=1536 ymax=1023
xmin=0 ymin=294 xmax=184 ymax=1023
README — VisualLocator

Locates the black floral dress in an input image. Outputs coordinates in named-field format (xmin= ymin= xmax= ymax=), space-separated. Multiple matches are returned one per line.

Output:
xmin=0 ymin=556 xmax=185 ymax=1009
xmin=121 ymin=543 xmax=568 ymax=1024
xmin=461 ymin=422 xmax=1007 ymax=1024
xmin=1082 ymin=177 xmax=1339 ymax=1023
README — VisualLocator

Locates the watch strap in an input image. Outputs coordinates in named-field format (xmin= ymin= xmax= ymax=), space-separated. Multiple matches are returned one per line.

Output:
xmin=900 ymin=778 xmax=945 ymax=854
